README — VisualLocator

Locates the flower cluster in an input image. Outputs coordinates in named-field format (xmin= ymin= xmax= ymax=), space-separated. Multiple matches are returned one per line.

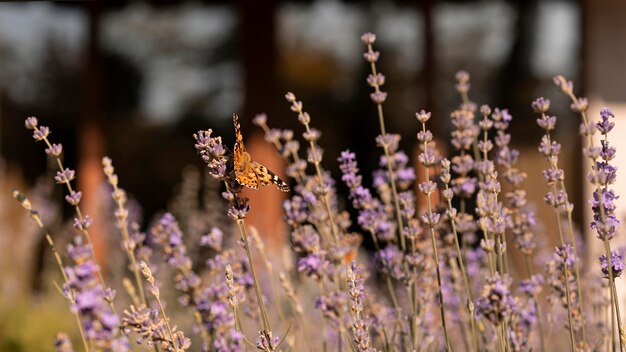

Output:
xmin=590 ymin=108 xmax=620 ymax=240
xmin=475 ymin=273 xmax=516 ymax=325
xmin=63 ymin=238 xmax=129 ymax=351
xmin=18 ymin=33 xmax=626 ymax=352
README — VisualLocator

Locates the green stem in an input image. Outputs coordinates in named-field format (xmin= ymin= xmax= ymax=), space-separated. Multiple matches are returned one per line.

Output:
xmin=366 ymin=43 xmax=406 ymax=252
xmin=236 ymin=220 xmax=273 ymax=343
xmin=420 ymin=122 xmax=451 ymax=351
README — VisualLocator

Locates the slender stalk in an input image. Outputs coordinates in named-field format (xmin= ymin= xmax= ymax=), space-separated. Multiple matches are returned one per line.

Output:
xmin=441 ymin=161 xmax=479 ymax=352
xmin=279 ymin=272 xmax=312 ymax=351
xmin=537 ymin=114 xmax=578 ymax=351
xmin=236 ymin=220 xmax=272 ymax=338
xmin=604 ymin=237 xmax=624 ymax=352
xmin=29 ymin=124 xmax=116 ymax=313
xmin=365 ymin=44 xmax=406 ymax=252
xmin=286 ymin=95 xmax=339 ymax=245
xmin=418 ymin=120 xmax=451 ymax=351
xmin=550 ymin=182 xmax=577 ymax=351
xmin=140 ymin=261 xmax=180 ymax=352
xmin=249 ymin=228 xmax=286 ymax=324
xmin=102 ymin=157 xmax=147 ymax=306
xmin=12 ymin=190 xmax=90 ymax=352
xmin=525 ymin=255 xmax=547 ymax=352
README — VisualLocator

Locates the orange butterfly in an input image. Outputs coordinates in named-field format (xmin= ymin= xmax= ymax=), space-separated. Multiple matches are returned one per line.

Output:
xmin=233 ymin=114 xmax=290 ymax=192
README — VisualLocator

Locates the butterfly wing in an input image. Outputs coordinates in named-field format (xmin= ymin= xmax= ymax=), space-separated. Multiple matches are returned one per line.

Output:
xmin=252 ymin=161 xmax=290 ymax=192
xmin=233 ymin=114 xmax=289 ymax=192
xmin=233 ymin=114 xmax=258 ymax=189
xmin=233 ymin=114 xmax=246 ymax=157
xmin=237 ymin=162 xmax=259 ymax=189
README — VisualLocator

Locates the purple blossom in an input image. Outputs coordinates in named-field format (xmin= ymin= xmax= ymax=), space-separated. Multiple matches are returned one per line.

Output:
xmin=597 ymin=107 xmax=615 ymax=134
xmin=45 ymin=143 xmax=63 ymax=157
xmin=363 ymin=50 xmax=379 ymax=63
xmin=63 ymin=237 xmax=128 ymax=351
xmin=73 ymin=215 xmax=93 ymax=231
xmin=65 ymin=191 xmax=82 ymax=206
xmin=200 ymin=227 xmax=224 ymax=251
xmin=151 ymin=213 xmax=201 ymax=298
xmin=361 ymin=32 xmax=376 ymax=45
xmin=375 ymin=245 xmax=404 ymax=280
xmin=475 ymin=273 xmax=516 ymax=325
xmin=54 ymin=333 xmax=74 ymax=352
xmin=55 ymin=168 xmax=76 ymax=184
xmin=33 ymin=125 xmax=50 ymax=141
xmin=531 ymin=97 xmax=550 ymax=113
xmin=416 ymin=110 xmax=431 ymax=123
xmin=316 ymin=290 xmax=348 ymax=325
xmin=193 ymin=129 xmax=229 ymax=180
xmin=297 ymin=253 xmax=331 ymax=280
xmin=24 ymin=116 xmax=38 ymax=129
xmin=590 ymin=189 xmax=620 ymax=240
xmin=290 ymin=225 xmax=320 ymax=254
xmin=600 ymin=250 xmax=625 ymax=278
xmin=518 ymin=274 xmax=544 ymax=297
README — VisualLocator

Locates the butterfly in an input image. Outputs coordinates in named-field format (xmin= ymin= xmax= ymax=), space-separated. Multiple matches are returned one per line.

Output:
xmin=233 ymin=114 xmax=290 ymax=192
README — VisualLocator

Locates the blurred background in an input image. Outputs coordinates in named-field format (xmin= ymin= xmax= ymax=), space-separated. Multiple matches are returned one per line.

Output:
xmin=0 ymin=0 xmax=621 ymax=350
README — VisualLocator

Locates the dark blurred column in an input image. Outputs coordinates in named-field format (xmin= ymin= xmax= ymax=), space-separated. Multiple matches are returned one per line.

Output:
xmin=415 ymin=0 xmax=441 ymax=211
xmin=238 ymin=0 xmax=278 ymax=121
xmin=420 ymin=0 xmax=436 ymax=130
xmin=79 ymin=2 xmax=107 ymax=267
xmin=237 ymin=0 xmax=287 ymax=251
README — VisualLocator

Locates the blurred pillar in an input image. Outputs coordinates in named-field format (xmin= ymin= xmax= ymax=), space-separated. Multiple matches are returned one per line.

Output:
xmin=419 ymin=0 xmax=438 ymax=133
xmin=78 ymin=2 xmax=107 ymax=268
xmin=237 ymin=0 xmax=288 ymax=252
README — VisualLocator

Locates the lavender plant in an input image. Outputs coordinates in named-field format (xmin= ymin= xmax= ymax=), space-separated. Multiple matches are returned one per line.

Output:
xmin=14 ymin=32 xmax=626 ymax=352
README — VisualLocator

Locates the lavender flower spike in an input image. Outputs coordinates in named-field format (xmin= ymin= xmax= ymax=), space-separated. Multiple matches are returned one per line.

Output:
xmin=600 ymin=250 xmax=625 ymax=279
xmin=347 ymin=262 xmax=374 ymax=352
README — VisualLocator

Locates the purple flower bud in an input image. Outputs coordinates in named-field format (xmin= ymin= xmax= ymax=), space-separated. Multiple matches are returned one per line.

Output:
xmin=360 ymin=32 xmax=376 ymax=45
xmin=200 ymin=227 xmax=223 ymax=251
xmin=363 ymin=50 xmax=380 ymax=63
xmin=24 ymin=116 xmax=38 ymax=129
xmin=285 ymin=92 xmax=296 ymax=103
xmin=455 ymin=70 xmax=470 ymax=83
xmin=297 ymin=253 xmax=330 ymax=280
xmin=298 ymin=112 xmax=311 ymax=125
xmin=252 ymin=113 xmax=267 ymax=126
xmin=375 ymin=245 xmax=404 ymax=280
xmin=597 ymin=107 xmax=616 ymax=134
xmin=416 ymin=130 xmax=433 ymax=143
xmin=480 ymin=104 xmax=491 ymax=116
xmin=415 ymin=110 xmax=431 ymax=123
xmin=369 ymin=91 xmax=387 ymax=104
xmin=263 ymin=131 xmax=281 ymax=149
xmin=600 ymin=250 xmax=625 ymax=279
xmin=33 ymin=126 xmax=50 ymax=141
xmin=228 ymin=201 xmax=250 ymax=220
xmin=531 ymin=97 xmax=550 ymax=113
xmin=303 ymin=128 xmax=321 ymax=142
xmin=536 ymin=115 xmax=557 ymax=131
xmin=475 ymin=273 xmax=516 ymax=325
xmin=570 ymin=97 xmax=588 ymax=113
xmin=73 ymin=215 xmax=93 ymax=231
xmin=45 ymin=143 xmax=63 ymax=157
xmin=55 ymin=168 xmax=76 ymax=184
xmin=420 ymin=211 xmax=440 ymax=227
xmin=366 ymin=73 xmax=385 ymax=87
xmin=418 ymin=181 xmax=437 ymax=194
xmin=553 ymin=75 xmax=573 ymax=94
xmin=65 ymin=191 xmax=82 ymax=206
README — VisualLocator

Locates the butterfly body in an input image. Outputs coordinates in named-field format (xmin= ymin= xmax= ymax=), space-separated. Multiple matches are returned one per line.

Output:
xmin=233 ymin=115 xmax=290 ymax=192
